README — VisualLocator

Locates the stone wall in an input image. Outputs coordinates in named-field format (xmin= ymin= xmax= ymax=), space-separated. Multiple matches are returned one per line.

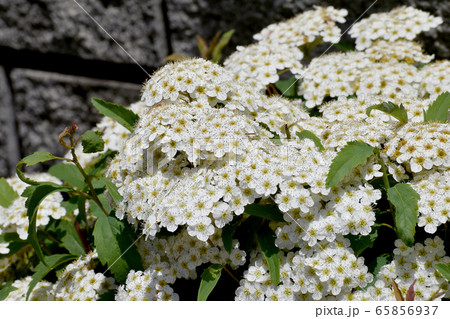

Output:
xmin=1 ymin=0 xmax=448 ymax=176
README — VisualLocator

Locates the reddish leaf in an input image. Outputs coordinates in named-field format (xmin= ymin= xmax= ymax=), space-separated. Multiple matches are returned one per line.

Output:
xmin=391 ymin=279 xmax=404 ymax=301
xmin=428 ymin=290 xmax=445 ymax=301
xmin=406 ymin=279 xmax=416 ymax=301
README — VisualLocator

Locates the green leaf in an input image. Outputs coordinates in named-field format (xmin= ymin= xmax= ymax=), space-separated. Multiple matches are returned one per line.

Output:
xmin=221 ymin=216 xmax=243 ymax=254
xmin=424 ymin=92 xmax=450 ymax=123
xmin=0 ymin=281 xmax=18 ymax=301
xmin=256 ymin=225 xmax=280 ymax=286
xmin=235 ymin=215 xmax=261 ymax=252
xmin=91 ymin=98 xmax=139 ymax=132
xmin=76 ymin=196 xmax=87 ymax=225
xmin=96 ymin=177 xmax=122 ymax=205
xmin=270 ymin=133 xmax=282 ymax=145
xmin=16 ymin=152 xmax=60 ymax=185
xmin=211 ymin=29 xmax=235 ymax=63
xmin=93 ymin=216 xmax=143 ymax=283
xmin=333 ymin=41 xmax=355 ymax=52
xmin=387 ymin=183 xmax=420 ymax=247
xmin=366 ymin=253 xmax=391 ymax=289
xmin=98 ymin=290 xmax=116 ymax=301
xmin=87 ymin=150 xmax=118 ymax=176
xmin=92 ymin=177 xmax=107 ymax=189
xmin=274 ymin=76 xmax=298 ymax=98
xmin=48 ymin=163 xmax=85 ymax=189
xmin=25 ymin=182 xmax=72 ymax=264
xmin=26 ymin=253 xmax=78 ymax=300
xmin=197 ymin=264 xmax=224 ymax=301
xmin=0 ymin=178 xmax=18 ymax=208
xmin=345 ymin=225 xmax=379 ymax=256
xmin=81 ymin=130 xmax=105 ymax=154
xmin=164 ymin=52 xmax=188 ymax=62
xmin=88 ymin=192 xmax=111 ymax=219
xmin=435 ymin=263 xmax=450 ymax=281
xmin=366 ymin=102 xmax=408 ymax=124
xmin=326 ymin=141 xmax=375 ymax=188
xmin=244 ymin=203 xmax=285 ymax=222
xmin=0 ymin=233 xmax=28 ymax=257
xmin=197 ymin=35 xmax=209 ymax=59
xmin=21 ymin=151 xmax=58 ymax=166
xmin=52 ymin=220 xmax=85 ymax=256
xmin=61 ymin=196 xmax=81 ymax=215
xmin=296 ymin=130 xmax=325 ymax=151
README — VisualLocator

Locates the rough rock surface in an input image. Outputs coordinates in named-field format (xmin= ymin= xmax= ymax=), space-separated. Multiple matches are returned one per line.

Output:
xmin=0 ymin=0 xmax=168 ymax=66
xmin=0 ymin=67 xmax=20 ymax=177
xmin=10 ymin=69 xmax=141 ymax=171
xmin=166 ymin=0 xmax=449 ymax=60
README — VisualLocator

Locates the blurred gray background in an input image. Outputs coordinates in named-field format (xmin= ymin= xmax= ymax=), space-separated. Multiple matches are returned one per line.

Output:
xmin=0 ymin=0 xmax=448 ymax=176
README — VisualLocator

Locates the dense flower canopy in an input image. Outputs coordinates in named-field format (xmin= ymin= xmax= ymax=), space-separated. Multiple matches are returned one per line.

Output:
xmin=1 ymin=5 xmax=448 ymax=301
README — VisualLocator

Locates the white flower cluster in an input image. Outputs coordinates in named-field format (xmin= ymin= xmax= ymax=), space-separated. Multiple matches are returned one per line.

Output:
xmin=255 ymin=96 xmax=309 ymax=137
xmin=110 ymin=58 xmax=317 ymax=241
xmin=385 ymin=122 xmax=450 ymax=173
xmin=142 ymin=57 xmax=309 ymax=131
xmin=25 ymin=5 xmax=444 ymax=302
xmin=294 ymin=92 xmax=448 ymax=237
xmin=298 ymin=51 xmax=424 ymax=108
xmin=364 ymin=40 xmax=434 ymax=64
xmin=349 ymin=6 xmax=443 ymax=50
xmin=337 ymin=95 xmax=434 ymax=124
xmin=418 ymin=60 xmax=450 ymax=99
xmin=295 ymin=6 xmax=443 ymax=108
xmin=410 ymin=169 xmax=450 ymax=234
xmin=349 ymin=237 xmax=449 ymax=301
xmin=5 ymin=276 xmax=54 ymax=301
xmin=236 ymin=236 xmax=372 ymax=300
xmin=115 ymin=267 xmax=178 ymax=301
xmin=0 ymin=174 xmax=66 ymax=240
xmin=117 ymin=99 xmax=260 ymax=172
xmin=142 ymin=59 xmax=235 ymax=107
xmin=297 ymin=95 xmax=435 ymax=150
xmin=275 ymin=176 xmax=381 ymax=248
xmin=52 ymin=250 xmax=115 ymax=301
xmin=4 ymin=251 xmax=115 ymax=301
xmin=224 ymin=42 xmax=304 ymax=92
xmin=224 ymin=6 xmax=347 ymax=92
xmin=254 ymin=6 xmax=348 ymax=46
xmin=116 ymin=228 xmax=246 ymax=300
xmin=358 ymin=61 xmax=419 ymax=99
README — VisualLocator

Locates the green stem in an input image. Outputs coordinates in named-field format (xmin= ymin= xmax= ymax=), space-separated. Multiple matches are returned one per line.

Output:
xmin=445 ymin=223 xmax=448 ymax=249
xmin=373 ymin=148 xmax=396 ymax=219
xmin=299 ymin=36 xmax=323 ymax=63
xmin=266 ymin=84 xmax=278 ymax=96
xmin=77 ymin=196 xmax=89 ymax=239
xmin=70 ymin=136 xmax=109 ymax=217
xmin=39 ymin=240 xmax=52 ymax=256
xmin=74 ymin=220 xmax=90 ymax=254
xmin=207 ymin=238 xmax=240 ymax=284
xmin=373 ymin=148 xmax=390 ymax=191
xmin=284 ymin=124 xmax=291 ymax=140
xmin=38 ymin=227 xmax=61 ymax=244
xmin=276 ymin=68 xmax=290 ymax=76
xmin=17 ymin=252 xmax=35 ymax=278
xmin=224 ymin=265 xmax=240 ymax=284
xmin=379 ymin=223 xmax=395 ymax=230
xmin=55 ymin=181 xmax=94 ymax=201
